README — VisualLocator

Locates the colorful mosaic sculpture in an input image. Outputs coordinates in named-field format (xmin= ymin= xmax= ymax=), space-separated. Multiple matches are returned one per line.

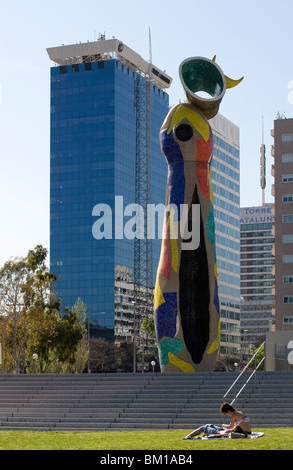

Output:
xmin=154 ymin=57 xmax=243 ymax=372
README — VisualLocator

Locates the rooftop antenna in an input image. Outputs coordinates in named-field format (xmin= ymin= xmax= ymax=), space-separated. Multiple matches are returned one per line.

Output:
xmin=260 ymin=116 xmax=266 ymax=205
xmin=149 ymin=27 xmax=152 ymax=66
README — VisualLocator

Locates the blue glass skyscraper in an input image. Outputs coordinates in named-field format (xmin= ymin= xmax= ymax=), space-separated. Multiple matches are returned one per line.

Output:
xmin=47 ymin=39 xmax=171 ymax=342
xmin=210 ymin=113 xmax=241 ymax=358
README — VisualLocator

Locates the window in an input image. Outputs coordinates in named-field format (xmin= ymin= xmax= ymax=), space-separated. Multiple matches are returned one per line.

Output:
xmin=284 ymin=296 xmax=293 ymax=304
xmin=283 ymin=255 xmax=293 ymax=263
xmin=282 ymin=154 xmax=293 ymax=162
xmin=283 ymin=194 xmax=293 ymax=203
xmin=283 ymin=234 xmax=293 ymax=243
xmin=283 ymin=275 xmax=293 ymax=283
xmin=283 ymin=316 xmax=293 ymax=324
xmin=282 ymin=175 xmax=293 ymax=183
xmin=283 ymin=214 xmax=293 ymax=223
xmin=282 ymin=134 xmax=293 ymax=142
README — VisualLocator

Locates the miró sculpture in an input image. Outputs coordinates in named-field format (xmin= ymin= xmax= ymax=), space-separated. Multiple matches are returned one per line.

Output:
xmin=154 ymin=56 xmax=243 ymax=372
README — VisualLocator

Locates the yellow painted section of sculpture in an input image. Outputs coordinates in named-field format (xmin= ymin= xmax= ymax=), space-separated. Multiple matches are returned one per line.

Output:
xmin=170 ymin=208 xmax=179 ymax=272
xmin=212 ymin=55 xmax=244 ymax=89
xmin=168 ymin=352 xmax=195 ymax=372
xmin=155 ymin=215 xmax=168 ymax=289
xmin=207 ymin=321 xmax=221 ymax=355
xmin=225 ymin=75 xmax=244 ymax=89
xmin=167 ymin=105 xmax=210 ymax=142
xmin=214 ymin=262 xmax=218 ymax=280
xmin=154 ymin=279 xmax=165 ymax=310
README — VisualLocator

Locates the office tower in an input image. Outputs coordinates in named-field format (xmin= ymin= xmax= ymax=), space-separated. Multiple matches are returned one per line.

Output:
xmin=47 ymin=38 xmax=171 ymax=343
xmin=209 ymin=114 xmax=241 ymax=358
xmin=240 ymin=204 xmax=275 ymax=351
xmin=271 ymin=117 xmax=293 ymax=331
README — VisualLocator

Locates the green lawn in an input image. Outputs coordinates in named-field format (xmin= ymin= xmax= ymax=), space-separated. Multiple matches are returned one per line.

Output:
xmin=0 ymin=428 xmax=292 ymax=450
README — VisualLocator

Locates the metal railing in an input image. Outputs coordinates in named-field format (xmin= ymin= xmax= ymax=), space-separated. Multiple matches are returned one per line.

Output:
xmin=223 ymin=341 xmax=265 ymax=404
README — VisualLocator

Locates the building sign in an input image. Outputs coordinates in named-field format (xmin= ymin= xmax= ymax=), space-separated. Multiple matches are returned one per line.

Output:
xmin=240 ymin=205 xmax=275 ymax=224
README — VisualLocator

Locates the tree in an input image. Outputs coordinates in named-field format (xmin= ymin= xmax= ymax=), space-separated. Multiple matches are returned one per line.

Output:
xmin=0 ymin=245 xmax=86 ymax=373
xmin=89 ymin=338 xmax=127 ymax=373
xmin=51 ymin=307 xmax=85 ymax=367
xmin=52 ymin=299 xmax=88 ymax=373
xmin=141 ymin=315 xmax=156 ymax=339
xmin=0 ymin=257 xmax=28 ymax=372
xmin=0 ymin=245 xmax=59 ymax=372
xmin=249 ymin=343 xmax=265 ymax=371
xmin=68 ymin=298 xmax=89 ymax=373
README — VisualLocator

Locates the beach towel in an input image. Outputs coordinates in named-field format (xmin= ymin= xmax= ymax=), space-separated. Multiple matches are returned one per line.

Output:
xmin=247 ymin=432 xmax=264 ymax=439
xmin=192 ymin=431 xmax=264 ymax=440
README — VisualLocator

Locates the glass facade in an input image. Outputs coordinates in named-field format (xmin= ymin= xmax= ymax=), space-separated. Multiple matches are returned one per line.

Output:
xmin=210 ymin=114 xmax=241 ymax=357
xmin=50 ymin=59 xmax=169 ymax=341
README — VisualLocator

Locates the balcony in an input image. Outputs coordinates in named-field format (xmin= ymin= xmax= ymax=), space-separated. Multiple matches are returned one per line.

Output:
xmin=271 ymin=184 xmax=275 ymax=196
xmin=271 ymin=145 xmax=275 ymax=157
xmin=271 ymin=165 xmax=275 ymax=177
xmin=271 ymin=129 xmax=275 ymax=138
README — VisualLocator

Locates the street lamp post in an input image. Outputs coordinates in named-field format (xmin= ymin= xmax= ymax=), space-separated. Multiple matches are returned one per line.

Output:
xmin=133 ymin=312 xmax=136 ymax=374
xmin=131 ymin=301 xmax=136 ymax=374
xmin=32 ymin=353 xmax=38 ymax=374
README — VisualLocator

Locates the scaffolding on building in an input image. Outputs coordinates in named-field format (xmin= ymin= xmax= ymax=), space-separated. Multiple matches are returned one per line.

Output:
xmin=133 ymin=31 xmax=154 ymax=370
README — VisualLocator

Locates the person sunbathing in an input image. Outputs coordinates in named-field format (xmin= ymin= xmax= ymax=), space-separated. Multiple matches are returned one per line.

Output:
xmin=183 ymin=402 xmax=251 ymax=439
xmin=220 ymin=402 xmax=251 ymax=436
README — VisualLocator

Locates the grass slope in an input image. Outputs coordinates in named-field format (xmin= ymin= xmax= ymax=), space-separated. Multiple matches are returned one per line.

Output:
xmin=0 ymin=428 xmax=292 ymax=450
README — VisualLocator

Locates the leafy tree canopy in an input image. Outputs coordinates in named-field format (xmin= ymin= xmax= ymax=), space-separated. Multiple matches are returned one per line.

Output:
xmin=0 ymin=245 xmax=86 ymax=373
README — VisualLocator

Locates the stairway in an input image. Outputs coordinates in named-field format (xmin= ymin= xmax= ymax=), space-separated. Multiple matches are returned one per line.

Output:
xmin=0 ymin=371 xmax=292 ymax=431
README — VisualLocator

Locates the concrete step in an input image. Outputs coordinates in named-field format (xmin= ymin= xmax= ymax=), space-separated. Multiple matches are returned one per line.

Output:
xmin=0 ymin=371 xmax=292 ymax=430
xmin=107 ymin=422 xmax=172 ymax=429
xmin=0 ymin=423 xmax=56 ymax=430
xmin=4 ymin=402 xmax=130 ymax=409
xmin=13 ymin=407 xmax=124 ymax=415
xmin=54 ymin=422 xmax=115 ymax=429
xmin=13 ymin=412 xmax=120 ymax=419
xmin=168 ymin=422 xmax=290 ymax=429
xmin=2 ymin=416 xmax=117 ymax=424
xmin=126 ymin=404 xmax=182 ymax=411
xmin=173 ymin=411 xmax=292 ymax=420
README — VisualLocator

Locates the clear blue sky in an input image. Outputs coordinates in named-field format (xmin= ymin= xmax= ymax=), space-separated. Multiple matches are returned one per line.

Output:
xmin=0 ymin=0 xmax=293 ymax=266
